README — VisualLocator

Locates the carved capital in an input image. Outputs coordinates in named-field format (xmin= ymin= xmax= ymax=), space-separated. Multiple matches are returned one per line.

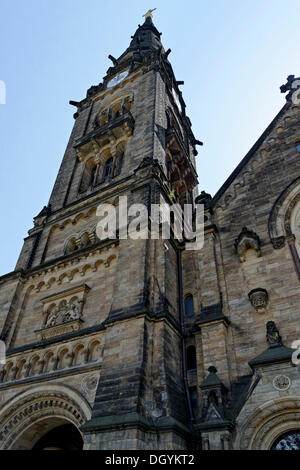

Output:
xmin=248 ymin=288 xmax=269 ymax=314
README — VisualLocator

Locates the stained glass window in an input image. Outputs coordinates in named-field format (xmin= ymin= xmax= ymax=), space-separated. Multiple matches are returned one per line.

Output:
xmin=271 ymin=431 xmax=300 ymax=450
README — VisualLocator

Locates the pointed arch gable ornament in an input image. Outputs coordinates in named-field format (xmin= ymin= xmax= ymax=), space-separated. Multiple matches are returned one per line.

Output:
xmin=268 ymin=177 xmax=300 ymax=278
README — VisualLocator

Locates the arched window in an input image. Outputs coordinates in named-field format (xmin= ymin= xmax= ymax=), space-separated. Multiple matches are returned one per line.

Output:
xmin=184 ymin=295 xmax=194 ymax=318
xmin=65 ymin=237 xmax=77 ymax=254
xmin=79 ymin=160 xmax=97 ymax=193
xmin=89 ymin=165 xmax=97 ymax=187
xmin=102 ymin=157 xmax=113 ymax=182
xmin=113 ymin=153 xmax=124 ymax=177
xmin=118 ymin=153 xmax=124 ymax=174
xmin=186 ymin=345 xmax=197 ymax=370
xmin=271 ymin=431 xmax=300 ymax=450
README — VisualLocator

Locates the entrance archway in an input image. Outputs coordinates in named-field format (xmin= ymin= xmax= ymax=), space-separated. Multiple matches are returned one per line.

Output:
xmin=0 ymin=384 xmax=91 ymax=450
xmin=238 ymin=397 xmax=300 ymax=450
xmin=10 ymin=417 xmax=83 ymax=450
xmin=32 ymin=422 xmax=83 ymax=450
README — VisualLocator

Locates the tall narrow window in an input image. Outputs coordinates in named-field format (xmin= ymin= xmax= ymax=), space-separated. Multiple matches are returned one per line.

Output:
xmin=89 ymin=165 xmax=97 ymax=187
xmin=114 ymin=153 xmax=124 ymax=176
xmin=189 ymin=387 xmax=198 ymax=413
xmin=118 ymin=153 xmax=124 ymax=174
xmin=102 ymin=157 xmax=113 ymax=182
xmin=79 ymin=159 xmax=96 ymax=193
xmin=186 ymin=345 xmax=197 ymax=370
xmin=184 ymin=295 xmax=194 ymax=318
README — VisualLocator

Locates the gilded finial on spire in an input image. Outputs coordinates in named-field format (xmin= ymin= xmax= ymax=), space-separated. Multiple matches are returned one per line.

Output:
xmin=143 ymin=8 xmax=157 ymax=20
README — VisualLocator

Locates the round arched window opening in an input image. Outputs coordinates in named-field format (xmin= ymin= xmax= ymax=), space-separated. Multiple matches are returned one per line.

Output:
xmin=271 ymin=430 xmax=300 ymax=450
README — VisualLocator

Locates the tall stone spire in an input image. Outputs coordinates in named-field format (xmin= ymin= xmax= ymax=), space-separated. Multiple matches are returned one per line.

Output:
xmin=105 ymin=15 xmax=165 ymax=77
xmin=127 ymin=15 xmax=163 ymax=55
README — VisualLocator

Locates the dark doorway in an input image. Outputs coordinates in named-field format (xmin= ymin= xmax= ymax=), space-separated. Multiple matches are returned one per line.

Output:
xmin=32 ymin=423 xmax=83 ymax=451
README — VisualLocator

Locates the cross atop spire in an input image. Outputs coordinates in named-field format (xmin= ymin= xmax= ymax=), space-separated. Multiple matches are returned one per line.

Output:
xmin=280 ymin=74 xmax=300 ymax=102
xmin=143 ymin=8 xmax=157 ymax=20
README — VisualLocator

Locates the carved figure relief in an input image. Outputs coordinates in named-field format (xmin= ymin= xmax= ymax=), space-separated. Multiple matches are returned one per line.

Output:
xmin=45 ymin=303 xmax=82 ymax=328
xmin=266 ymin=321 xmax=282 ymax=346
xmin=34 ymin=284 xmax=90 ymax=340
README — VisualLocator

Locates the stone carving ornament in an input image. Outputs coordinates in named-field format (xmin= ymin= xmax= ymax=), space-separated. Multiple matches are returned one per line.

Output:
xmin=81 ymin=374 xmax=98 ymax=399
xmin=273 ymin=375 xmax=291 ymax=391
xmin=45 ymin=303 xmax=82 ymax=328
xmin=248 ymin=288 xmax=269 ymax=314
xmin=266 ymin=321 xmax=282 ymax=346
xmin=235 ymin=227 xmax=261 ymax=262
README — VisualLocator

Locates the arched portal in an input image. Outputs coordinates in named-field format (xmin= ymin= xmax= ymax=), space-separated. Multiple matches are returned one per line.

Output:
xmin=238 ymin=397 xmax=300 ymax=450
xmin=12 ymin=417 xmax=83 ymax=450
xmin=0 ymin=384 xmax=91 ymax=450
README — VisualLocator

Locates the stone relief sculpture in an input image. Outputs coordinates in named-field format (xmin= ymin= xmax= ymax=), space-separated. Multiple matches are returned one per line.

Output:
xmin=45 ymin=303 xmax=82 ymax=328
xmin=266 ymin=321 xmax=282 ymax=346
xmin=248 ymin=288 xmax=269 ymax=314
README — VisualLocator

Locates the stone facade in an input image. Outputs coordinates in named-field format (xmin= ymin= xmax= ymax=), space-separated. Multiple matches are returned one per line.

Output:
xmin=0 ymin=16 xmax=300 ymax=450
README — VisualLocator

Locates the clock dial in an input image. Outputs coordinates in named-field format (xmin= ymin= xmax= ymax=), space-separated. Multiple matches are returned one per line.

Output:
xmin=172 ymin=88 xmax=182 ymax=113
xmin=107 ymin=70 xmax=129 ymax=89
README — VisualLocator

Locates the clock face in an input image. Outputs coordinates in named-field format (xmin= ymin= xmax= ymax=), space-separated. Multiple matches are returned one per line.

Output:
xmin=172 ymin=88 xmax=182 ymax=113
xmin=107 ymin=70 xmax=129 ymax=89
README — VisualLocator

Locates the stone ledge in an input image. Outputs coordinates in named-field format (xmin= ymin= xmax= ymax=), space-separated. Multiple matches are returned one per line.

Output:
xmin=194 ymin=419 xmax=235 ymax=432
xmin=81 ymin=412 xmax=192 ymax=436
xmin=6 ymin=323 xmax=105 ymax=356
xmin=35 ymin=319 xmax=85 ymax=341
xmin=249 ymin=343 xmax=296 ymax=369
xmin=0 ymin=361 xmax=101 ymax=391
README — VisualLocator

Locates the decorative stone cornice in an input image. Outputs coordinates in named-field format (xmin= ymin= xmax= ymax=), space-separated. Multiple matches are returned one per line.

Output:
xmin=35 ymin=318 xmax=84 ymax=341
xmin=194 ymin=302 xmax=230 ymax=330
xmin=40 ymin=283 xmax=90 ymax=308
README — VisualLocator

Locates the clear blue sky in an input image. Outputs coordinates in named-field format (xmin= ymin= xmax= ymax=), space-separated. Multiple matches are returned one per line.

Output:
xmin=0 ymin=0 xmax=299 ymax=275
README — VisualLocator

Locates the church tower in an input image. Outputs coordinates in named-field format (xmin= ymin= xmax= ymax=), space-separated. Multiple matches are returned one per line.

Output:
xmin=0 ymin=13 xmax=201 ymax=450
xmin=2 ymin=11 xmax=299 ymax=452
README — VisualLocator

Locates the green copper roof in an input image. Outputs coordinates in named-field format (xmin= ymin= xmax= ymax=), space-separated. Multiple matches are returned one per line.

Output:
xmin=249 ymin=343 xmax=295 ymax=368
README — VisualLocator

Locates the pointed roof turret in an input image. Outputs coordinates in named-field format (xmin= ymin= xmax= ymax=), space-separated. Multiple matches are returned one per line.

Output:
xmin=115 ymin=15 xmax=164 ymax=69
xmin=129 ymin=16 xmax=162 ymax=52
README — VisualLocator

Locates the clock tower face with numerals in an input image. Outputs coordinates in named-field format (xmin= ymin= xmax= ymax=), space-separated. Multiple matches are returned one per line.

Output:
xmin=107 ymin=70 xmax=129 ymax=88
